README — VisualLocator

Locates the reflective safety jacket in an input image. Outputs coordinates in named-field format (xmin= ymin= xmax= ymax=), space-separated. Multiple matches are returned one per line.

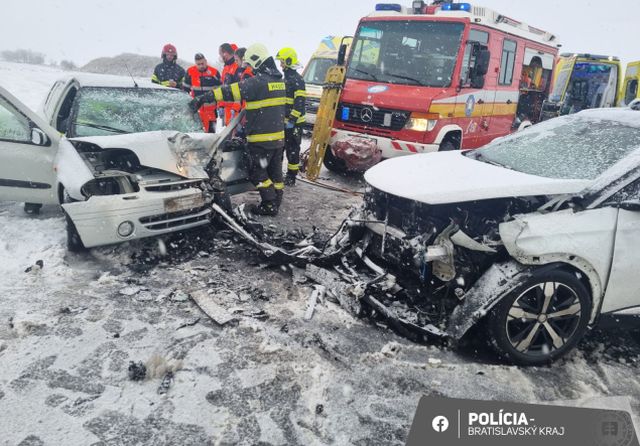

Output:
xmin=184 ymin=65 xmax=221 ymax=104
xmin=221 ymin=59 xmax=241 ymax=85
xmin=212 ymin=64 xmax=286 ymax=149
xmin=151 ymin=61 xmax=186 ymax=88
xmin=239 ymin=66 xmax=254 ymax=81
xmin=283 ymin=68 xmax=306 ymax=125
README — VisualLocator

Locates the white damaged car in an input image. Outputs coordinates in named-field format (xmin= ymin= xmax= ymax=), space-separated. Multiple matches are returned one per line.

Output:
xmin=0 ymin=85 xmax=249 ymax=251
xmin=350 ymin=102 xmax=640 ymax=365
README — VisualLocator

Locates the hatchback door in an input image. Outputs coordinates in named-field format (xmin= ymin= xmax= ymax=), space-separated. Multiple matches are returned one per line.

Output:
xmin=0 ymin=86 xmax=60 ymax=205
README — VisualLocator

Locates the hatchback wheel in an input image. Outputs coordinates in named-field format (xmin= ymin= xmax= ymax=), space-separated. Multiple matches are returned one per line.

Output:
xmin=487 ymin=270 xmax=591 ymax=366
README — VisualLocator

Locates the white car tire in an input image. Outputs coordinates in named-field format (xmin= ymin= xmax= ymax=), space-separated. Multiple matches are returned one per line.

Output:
xmin=486 ymin=269 xmax=592 ymax=366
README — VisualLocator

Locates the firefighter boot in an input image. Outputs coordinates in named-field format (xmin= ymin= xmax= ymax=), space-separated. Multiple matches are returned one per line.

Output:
xmin=284 ymin=171 xmax=297 ymax=186
xmin=249 ymin=201 xmax=279 ymax=216
xmin=275 ymin=189 xmax=283 ymax=208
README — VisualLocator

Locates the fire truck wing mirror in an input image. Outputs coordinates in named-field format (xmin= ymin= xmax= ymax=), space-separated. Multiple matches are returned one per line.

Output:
xmin=338 ymin=44 xmax=348 ymax=66
xmin=475 ymin=48 xmax=491 ymax=76
xmin=469 ymin=47 xmax=490 ymax=89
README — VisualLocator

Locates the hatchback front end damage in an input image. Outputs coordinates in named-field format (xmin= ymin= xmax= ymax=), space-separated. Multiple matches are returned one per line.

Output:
xmin=59 ymin=120 xmax=250 ymax=248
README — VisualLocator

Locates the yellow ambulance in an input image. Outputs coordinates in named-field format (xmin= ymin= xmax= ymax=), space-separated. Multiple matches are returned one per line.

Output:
xmin=302 ymin=36 xmax=353 ymax=129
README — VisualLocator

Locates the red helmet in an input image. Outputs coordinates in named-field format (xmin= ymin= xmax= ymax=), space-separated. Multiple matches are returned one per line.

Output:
xmin=230 ymin=43 xmax=238 ymax=52
xmin=162 ymin=44 xmax=177 ymax=58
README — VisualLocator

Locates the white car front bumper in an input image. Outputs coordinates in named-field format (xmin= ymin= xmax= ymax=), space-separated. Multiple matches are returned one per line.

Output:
xmin=62 ymin=186 xmax=211 ymax=248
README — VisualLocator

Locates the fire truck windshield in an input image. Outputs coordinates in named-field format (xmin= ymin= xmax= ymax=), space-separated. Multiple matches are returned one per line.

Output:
xmin=347 ymin=20 xmax=465 ymax=87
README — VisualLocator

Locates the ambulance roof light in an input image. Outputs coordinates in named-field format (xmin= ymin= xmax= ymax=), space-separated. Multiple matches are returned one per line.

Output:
xmin=375 ymin=3 xmax=403 ymax=12
xmin=441 ymin=2 xmax=472 ymax=11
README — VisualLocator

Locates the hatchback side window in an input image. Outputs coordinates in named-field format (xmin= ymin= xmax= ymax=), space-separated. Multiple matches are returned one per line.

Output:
xmin=0 ymin=96 xmax=30 ymax=142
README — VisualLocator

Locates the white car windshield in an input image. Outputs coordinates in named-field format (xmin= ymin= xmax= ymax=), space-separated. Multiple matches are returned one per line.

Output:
xmin=72 ymin=87 xmax=202 ymax=136
xmin=470 ymin=114 xmax=640 ymax=180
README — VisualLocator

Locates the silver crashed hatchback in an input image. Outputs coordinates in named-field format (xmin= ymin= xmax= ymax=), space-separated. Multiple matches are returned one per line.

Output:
xmin=0 ymin=85 xmax=250 ymax=251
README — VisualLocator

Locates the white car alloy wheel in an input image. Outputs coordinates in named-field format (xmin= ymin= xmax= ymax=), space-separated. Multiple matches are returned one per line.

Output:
xmin=506 ymin=282 xmax=582 ymax=355
xmin=488 ymin=270 xmax=592 ymax=366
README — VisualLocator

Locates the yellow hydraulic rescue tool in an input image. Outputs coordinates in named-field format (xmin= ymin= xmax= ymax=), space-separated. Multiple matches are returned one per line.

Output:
xmin=305 ymin=42 xmax=349 ymax=181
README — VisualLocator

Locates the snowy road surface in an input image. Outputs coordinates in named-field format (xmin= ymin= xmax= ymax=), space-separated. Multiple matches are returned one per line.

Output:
xmin=2 ymin=61 xmax=640 ymax=445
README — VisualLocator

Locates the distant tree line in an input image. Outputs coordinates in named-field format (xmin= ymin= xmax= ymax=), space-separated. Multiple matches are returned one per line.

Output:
xmin=1 ymin=48 xmax=45 ymax=65
xmin=0 ymin=48 xmax=77 ymax=70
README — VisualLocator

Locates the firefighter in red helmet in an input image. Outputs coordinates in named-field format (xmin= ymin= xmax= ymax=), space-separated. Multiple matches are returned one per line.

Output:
xmin=152 ymin=44 xmax=186 ymax=89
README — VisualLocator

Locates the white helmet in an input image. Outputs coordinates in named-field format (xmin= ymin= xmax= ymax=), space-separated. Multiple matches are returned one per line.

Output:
xmin=244 ymin=43 xmax=270 ymax=70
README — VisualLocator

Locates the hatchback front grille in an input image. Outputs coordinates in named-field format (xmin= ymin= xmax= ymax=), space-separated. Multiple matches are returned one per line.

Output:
xmin=139 ymin=206 xmax=211 ymax=231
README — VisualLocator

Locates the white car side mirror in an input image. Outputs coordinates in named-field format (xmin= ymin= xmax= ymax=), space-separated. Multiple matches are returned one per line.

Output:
xmin=31 ymin=127 xmax=49 ymax=146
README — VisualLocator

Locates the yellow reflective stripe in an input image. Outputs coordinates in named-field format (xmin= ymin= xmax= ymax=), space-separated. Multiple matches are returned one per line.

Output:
xmin=287 ymin=163 xmax=300 ymax=171
xmin=213 ymin=88 xmax=223 ymax=102
xmin=230 ymin=83 xmax=241 ymax=102
xmin=285 ymin=97 xmax=295 ymax=105
xmin=274 ymin=182 xmax=285 ymax=190
xmin=247 ymin=131 xmax=285 ymax=143
xmin=294 ymin=90 xmax=306 ymax=98
xmin=268 ymin=82 xmax=286 ymax=91
xmin=296 ymin=116 xmax=306 ymax=124
xmin=245 ymin=97 xmax=287 ymax=110
xmin=256 ymin=179 xmax=273 ymax=189
xmin=290 ymin=109 xmax=302 ymax=118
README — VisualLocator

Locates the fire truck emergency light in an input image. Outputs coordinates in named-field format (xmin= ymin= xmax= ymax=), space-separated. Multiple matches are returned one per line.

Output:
xmin=375 ymin=3 xmax=403 ymax=12
xmin=441 ymin=2 xmax=472 ymax=11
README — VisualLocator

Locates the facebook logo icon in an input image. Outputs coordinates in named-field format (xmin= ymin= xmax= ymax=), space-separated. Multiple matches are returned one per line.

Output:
xmin=432 ymin=416 xmax=449 ymax=433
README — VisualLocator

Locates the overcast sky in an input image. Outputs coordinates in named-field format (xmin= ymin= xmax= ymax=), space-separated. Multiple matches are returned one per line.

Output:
xmin=2 ymin=0 xmax=638 ymax=68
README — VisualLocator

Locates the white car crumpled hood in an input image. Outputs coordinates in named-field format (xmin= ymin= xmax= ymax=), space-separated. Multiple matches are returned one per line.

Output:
xmin=70 ymin=130 xmax=221 ymax=179
xmin=364 ymin=151 xmax=592 ymax=205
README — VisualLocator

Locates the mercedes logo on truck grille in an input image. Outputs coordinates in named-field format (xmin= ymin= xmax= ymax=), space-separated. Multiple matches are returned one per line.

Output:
xmin=360 ymin=107 xmax=373 ymax=122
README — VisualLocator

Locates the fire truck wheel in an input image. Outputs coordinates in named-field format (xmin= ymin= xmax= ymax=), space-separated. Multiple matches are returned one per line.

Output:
xmin=438 ymin=138 xmax=458 ymax=152
xmin=322 ymin=147 xmax=348 ymax=173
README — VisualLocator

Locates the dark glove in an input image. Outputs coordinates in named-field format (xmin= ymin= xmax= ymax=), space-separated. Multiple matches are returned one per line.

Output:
xmin=189 ymin=92 xmax=216 ymax=113
xmin=188 ymin=97 xmax=203 ymax=113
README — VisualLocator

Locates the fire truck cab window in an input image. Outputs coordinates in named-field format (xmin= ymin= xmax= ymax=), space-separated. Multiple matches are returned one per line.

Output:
xmin=347 ymin=20 xmax=465 ymax=88
xmin=499 ymin=39 xmax=517 ymax=85
xmin=460 ymin=29 xmax=489 ymax=86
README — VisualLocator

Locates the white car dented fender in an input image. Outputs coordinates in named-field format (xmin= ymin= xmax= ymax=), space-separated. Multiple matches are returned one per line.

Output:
xmin=498 ymin=207 xmax=618 ymax=323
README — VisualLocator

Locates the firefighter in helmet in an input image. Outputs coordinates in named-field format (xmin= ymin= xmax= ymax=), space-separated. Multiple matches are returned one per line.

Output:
xmin=190 ymin=43 xmax=287 ymax=216
xmin=151 ymin=44 xmax=186 ymax=89
xmin=276 ymin=47 xmax=306 ymax=185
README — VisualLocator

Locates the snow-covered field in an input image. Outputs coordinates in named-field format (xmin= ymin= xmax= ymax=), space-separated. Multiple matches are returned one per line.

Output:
xmin=2 ymin=60 xmax=640 ymax=445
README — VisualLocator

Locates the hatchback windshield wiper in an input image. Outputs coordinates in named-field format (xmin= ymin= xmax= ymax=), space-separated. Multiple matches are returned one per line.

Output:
xmin=353 ymin=68 xmax=378 ymax=81
xmin=73 ymin=120 xmax=129 ymax=134
xmin=386 ymin=72 xmax=425 ymax=86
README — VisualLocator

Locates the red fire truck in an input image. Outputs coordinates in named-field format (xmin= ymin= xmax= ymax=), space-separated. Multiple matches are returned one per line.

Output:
xmin=325 ymin=1 xmax=561 ymax=172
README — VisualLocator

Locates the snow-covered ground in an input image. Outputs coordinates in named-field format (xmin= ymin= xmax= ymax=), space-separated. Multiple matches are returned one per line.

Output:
xmin=2 ymin=61 xmax=640 ymax=445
